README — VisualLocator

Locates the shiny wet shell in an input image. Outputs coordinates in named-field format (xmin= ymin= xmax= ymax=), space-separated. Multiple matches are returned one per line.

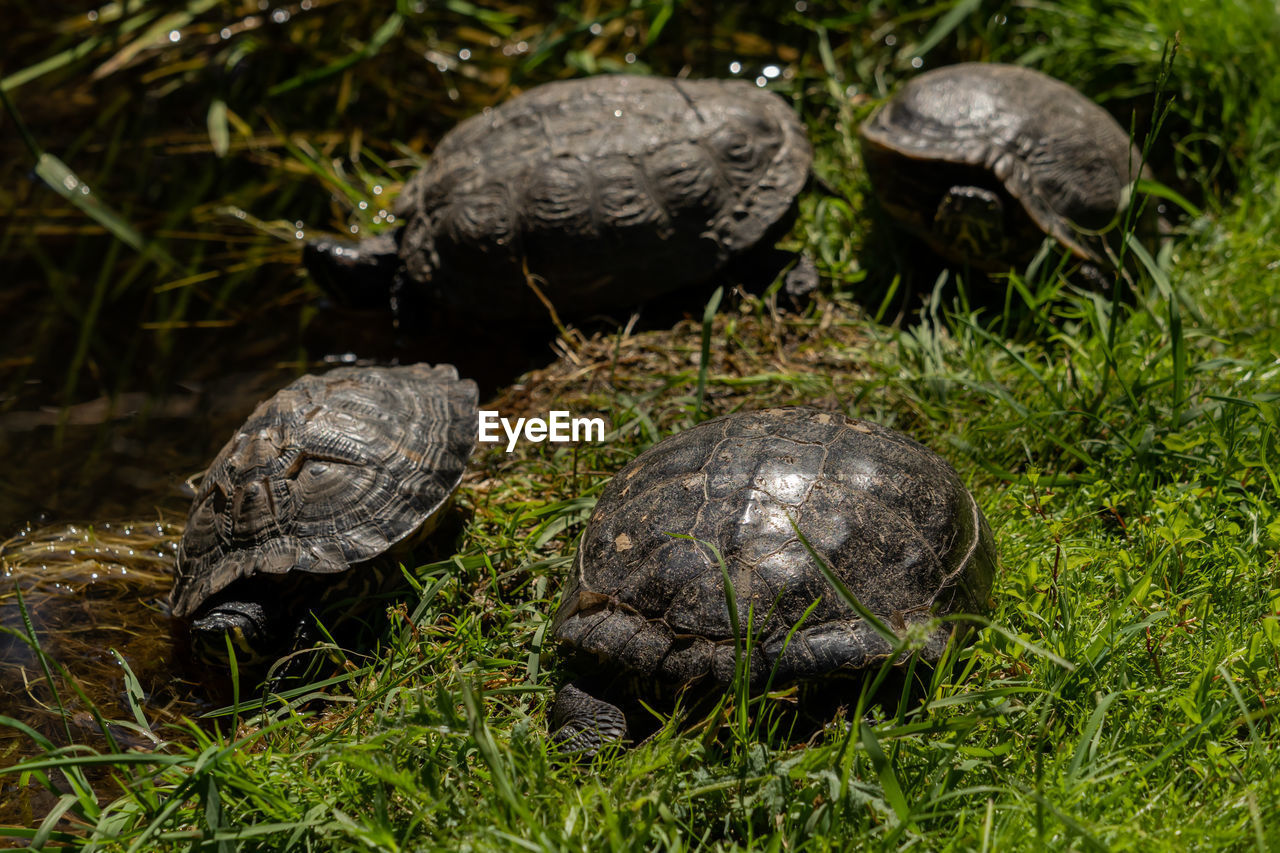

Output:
xmin=551 ymin=407 xmax=997 ymax=686
xmin=171 ymin=364 xmax=477 ymax=620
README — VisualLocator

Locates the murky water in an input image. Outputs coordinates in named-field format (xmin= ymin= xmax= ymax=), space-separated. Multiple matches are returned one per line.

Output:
xmin=0 ymin=522 xmax=195 ymax=826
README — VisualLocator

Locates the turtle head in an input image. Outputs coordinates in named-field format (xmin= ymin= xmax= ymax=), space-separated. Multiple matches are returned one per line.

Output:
xmin=933 ymin=186 xmax=1008 ymax=262
xmin=303 ymin=230 xmax=404 ymax=310
xmin=550 ymin=683 xmax=628 ymax=758
xmin=190 ymin=600 xmax=279 ymax=666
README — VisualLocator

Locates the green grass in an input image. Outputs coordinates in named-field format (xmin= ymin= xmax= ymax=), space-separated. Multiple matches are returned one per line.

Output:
xmin=3 ymin=0 xmax=1280 ymax=848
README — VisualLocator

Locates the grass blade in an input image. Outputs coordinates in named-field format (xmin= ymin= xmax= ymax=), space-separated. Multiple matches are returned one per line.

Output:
xmin=859 ymin=722 xmax=911 ymax=825
xmin=693 ymin=286 xmax=723 ymax=422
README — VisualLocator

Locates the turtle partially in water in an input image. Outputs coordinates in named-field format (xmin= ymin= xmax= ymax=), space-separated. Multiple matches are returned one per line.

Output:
xmin=859 ymin=63 xmax=1150 ymax=272
xmin=305 ymin=74 xmax=814 ymax=326
xmin=549 ymin=407 xmax=997 ymax=754
xmin=170 ymin=364 xmax=477 ymax=664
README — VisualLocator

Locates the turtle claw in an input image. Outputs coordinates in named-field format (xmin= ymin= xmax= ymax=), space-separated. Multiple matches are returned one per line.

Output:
xmin=550 ymin=683 xmax=627 ymax=757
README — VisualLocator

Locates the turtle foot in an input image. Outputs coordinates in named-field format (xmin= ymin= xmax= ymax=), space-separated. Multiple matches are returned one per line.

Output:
xmin=782 ymin=254 xmax=820 ymax=301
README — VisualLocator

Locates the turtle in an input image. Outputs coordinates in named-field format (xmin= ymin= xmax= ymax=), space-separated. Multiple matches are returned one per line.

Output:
xmin=858 ymin=62 xmax=1150 ymax=272
xmin=304 ymin=74 xmax=814 ymax=326
xmin=170 ymin=363 xmax=478 ymax=664
xmin=549 ymin=407 xmax=997 ymax=755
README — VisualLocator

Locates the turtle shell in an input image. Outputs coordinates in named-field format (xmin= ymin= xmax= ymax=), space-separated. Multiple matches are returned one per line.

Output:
xmin=552 ymin=407 xmax=996 ymax=686
xmin=859 ymin=62 xmax=1146 ymax=268
xmin=170 ymin=364 xmax=478 ymax=620
xmin=392 ymin=75 xmax=812 ymax=320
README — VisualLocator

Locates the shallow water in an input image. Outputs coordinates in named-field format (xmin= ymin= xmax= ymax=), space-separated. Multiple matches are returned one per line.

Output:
xmin=0 ymin=522 xmax=195 ymax=826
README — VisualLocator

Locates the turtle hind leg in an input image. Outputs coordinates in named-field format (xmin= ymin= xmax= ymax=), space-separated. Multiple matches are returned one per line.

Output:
xmin=550 ymin=682 xmax=628 ymax=757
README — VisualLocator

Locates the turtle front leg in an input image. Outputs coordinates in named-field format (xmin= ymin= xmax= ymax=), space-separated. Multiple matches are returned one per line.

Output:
xmin=263 ymin=614 xmax=324 ymax=694
xmin=550 ymin=682 xmax=627 ymax=757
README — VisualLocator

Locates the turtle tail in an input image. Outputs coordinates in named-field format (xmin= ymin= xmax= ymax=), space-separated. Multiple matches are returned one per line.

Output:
xmin=303 ymin=230 xmax=404 ymax=310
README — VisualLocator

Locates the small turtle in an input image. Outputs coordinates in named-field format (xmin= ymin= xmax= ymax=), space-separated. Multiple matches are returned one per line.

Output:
xmin=859 ymin=63 xmax=1149 ymax=271
xmin=305 ymin=75 xmax=813 ymax=325
xmin=171 ymin=364 xmax=477 ymax=663
xmin=549 ymin=407 xmax=996 ymax=754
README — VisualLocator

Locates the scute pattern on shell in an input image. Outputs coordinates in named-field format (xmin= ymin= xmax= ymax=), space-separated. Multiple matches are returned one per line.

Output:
xmin=395 ymin=75 xmax=812 ymax=317
xmin=859 ymin=62 xmax=1144 ymax=263
xmin=171 ymin=364 xmax=478 ymax=620
xmin=552 ymin=408 xmax=996 ymax=686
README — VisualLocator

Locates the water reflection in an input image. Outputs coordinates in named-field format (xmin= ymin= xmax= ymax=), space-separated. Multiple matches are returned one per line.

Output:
xmin=0 ymin=521 xmax=199 ymax=826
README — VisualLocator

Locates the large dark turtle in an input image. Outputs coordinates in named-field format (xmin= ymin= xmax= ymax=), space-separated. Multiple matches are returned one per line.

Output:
xmin=549 ymin=407 xmax=996 ymax=754
xmin=171 ymin=364 xmax=478 ymax=663
xmin=859 ymin=63 xmax=1149 ymax=272
xmin=305 ymin=75 xmax=813 ymax=325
